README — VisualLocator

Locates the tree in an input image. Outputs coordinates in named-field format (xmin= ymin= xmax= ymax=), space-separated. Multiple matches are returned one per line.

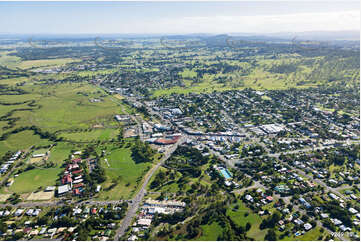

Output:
xmin=245 ymin=222 xmax=251 ymax=231
xmin=264 ymin=229 xmax=277 ymax=241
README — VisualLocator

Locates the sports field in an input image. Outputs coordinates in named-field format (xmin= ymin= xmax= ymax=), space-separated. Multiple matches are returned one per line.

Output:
xmin=3 ymin=167 xmax=61 ymax=194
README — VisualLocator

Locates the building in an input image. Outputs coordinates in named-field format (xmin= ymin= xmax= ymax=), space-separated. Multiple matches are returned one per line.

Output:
xmin=58 ymin=185 xmax=70 ymax=196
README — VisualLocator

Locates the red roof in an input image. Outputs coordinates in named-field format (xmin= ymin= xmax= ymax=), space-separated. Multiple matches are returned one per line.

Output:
xmin=62 ymin=174 xmax=72 ymax=184
xmin=73 ymin=183 xmax=83 ymax=188
xmin=71 ymin=169 xmax=83 ymax=175
xmin=73 ymin=189 xmax=81 ymax=195
xmin=155 ymin=138 xmax=177 ymax=145
xmin=266 ymin=196 xmax=273 ymax=201
xmin=72 ymin=158 xmax=82 ymax=163
xmin=91 ymin=208 xmax=97 ymax=214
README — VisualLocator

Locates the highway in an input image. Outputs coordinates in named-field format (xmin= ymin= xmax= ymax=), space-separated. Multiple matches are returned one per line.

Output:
xmin=114 ymin=136 xmax=185 ymax=240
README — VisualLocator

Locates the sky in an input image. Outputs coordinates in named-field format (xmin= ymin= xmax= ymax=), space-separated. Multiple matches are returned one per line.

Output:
xmin=0 ymin=1 xmax=360 ymax=34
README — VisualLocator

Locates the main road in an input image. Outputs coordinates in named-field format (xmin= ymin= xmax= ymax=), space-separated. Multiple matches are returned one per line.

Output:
xmin=114 ymin=136 xmax=185 ymax=240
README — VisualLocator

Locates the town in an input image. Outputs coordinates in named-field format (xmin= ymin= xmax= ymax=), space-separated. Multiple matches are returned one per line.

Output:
xmin=0 ymin=7 xmax=359 ymax=240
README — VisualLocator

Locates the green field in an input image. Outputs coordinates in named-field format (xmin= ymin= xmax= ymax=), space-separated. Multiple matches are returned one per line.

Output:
xmin=226 ymin=200 xmax=267 ymax=240
xmin=18 ymin=58 xmax=80 ymax=69
xmin=197 ymin=222 xmax=223 ymax=241
xmin=278 ymin=227 xmax=326 ymax=241
xmin=0 ymin=51 xmax=79 ymax=69
xmin=5 ymin=82 xmax=123 ymax=133
xmin=96 ymin=145 xmax=153 ymax=200
xmin=0 ymin=130 xmax=52 ymax=156
xmin=59 ymin=128 xmax=119 ymax=142
xmin=0 ymin=51 xmax=21 ymax=68
xmin=48 ymin=142 xmax=74 ymax=165
xmin=2 ymin=167 xmax=61 ymax=194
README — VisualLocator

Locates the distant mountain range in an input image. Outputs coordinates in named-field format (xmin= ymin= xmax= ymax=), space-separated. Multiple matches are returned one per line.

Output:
xmin=0 ymin=30 xmax=359 ymax=42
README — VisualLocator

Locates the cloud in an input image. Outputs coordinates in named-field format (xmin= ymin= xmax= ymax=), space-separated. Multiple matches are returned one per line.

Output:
xmin=143 ymin=10 xmax=360 ymax=34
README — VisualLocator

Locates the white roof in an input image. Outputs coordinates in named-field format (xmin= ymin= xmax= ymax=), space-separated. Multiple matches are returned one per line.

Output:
xmin=349 ymin=208 xmax=358 ymax=214
xmin=58 ymin=185 xmax=70 ymax=194
xmin=304 ymin=223 xmax=312 ymax=230
xmin=137 ymin=218 xmax=152 ymax=226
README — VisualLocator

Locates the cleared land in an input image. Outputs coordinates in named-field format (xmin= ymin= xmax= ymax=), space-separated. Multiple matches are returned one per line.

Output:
xmin=96 ymin=145 xmax=152 ymax=200
xmin=26 ymin=191 xmax=54 ymax=201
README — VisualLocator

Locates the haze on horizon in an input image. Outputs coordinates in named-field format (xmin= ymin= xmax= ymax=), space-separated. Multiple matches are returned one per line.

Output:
xmin=0 ymin=1 xmax=360 ymax=35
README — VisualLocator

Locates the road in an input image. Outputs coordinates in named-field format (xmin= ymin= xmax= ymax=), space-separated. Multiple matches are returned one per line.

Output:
xmin=114 ymin=136 xmax=185 ymax=240
xmin=0 ymin=199 xmax=127 ymax=208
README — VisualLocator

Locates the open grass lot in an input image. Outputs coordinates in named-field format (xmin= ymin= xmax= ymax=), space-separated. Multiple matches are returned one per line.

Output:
xmin=59 ymin=128 xmax=119 ymax=142
xmin=3 ymin=167 xmax=61 ymax=194
xmin=48 ymin=142 xmax=74 ymax=165
xmin=197 ymin=222 xmax=223 ymax=241
xmin=0 ymin=93 xmax=42 ymax=103
xmin=0 ymin=130 xmax=52 ymax=157
xmin=278 ymin=227 xmax=326 ymax=241
xmin=226 ymin=200 xmax=267 ymax=240
xmin=0 ymin=51 xmax=79 ymax=69
xmin=19 ymin=58 xmax=80 ymax=70
xmin=18 ymin=58 xmax=79 ymax=69
xmin=96 ymin=145 xmax=152 ymax=200
xmin=8 ymin=82 xmax=122 ymax=133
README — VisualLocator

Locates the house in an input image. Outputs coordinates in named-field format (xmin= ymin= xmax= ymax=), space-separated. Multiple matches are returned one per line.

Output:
xmin=320 ymin=213 xmax=329 ymax=219
xmin=266 ymin=196 xmax=273 ymax=202
xmin=331 ymin=218 xmax=342 ymax=226
xmin=91 ymin=208 xmax=97 ymax=215
xmin=29 ymin=229 xmax=39 ymax=236
xmin=137 ymin=218 xmax=152 ymax=227
xmin=39 ymin=228 xmax=47 ymax=235
xmin=73 ymin=189 xmax=81 ymax=196
xmin=348 ymin=208 xmax=358 ymax=214
xmin=14 ymin=209 xmax=24 ymax=216
xmin=304 ymin=223 xmax=312 ymax=231
xmin=26 ymin=209 xmax=34 ymax=216
xmin=339 ymin=225 xmax=351 ymax=232
xmin=32 ymin=209 xmax=41 ymax=216
xmin=298 ymin=197 xmax=312 ymax=209
xmin=294 ymin=218 xmax=304 ymax=225
xmin=245 ymin=194 xmax=253 ymax=202
xmin=128 ymin=235 xmax=138 ymax=241
xmin=329 ymin=193 xmax=338 ymax=200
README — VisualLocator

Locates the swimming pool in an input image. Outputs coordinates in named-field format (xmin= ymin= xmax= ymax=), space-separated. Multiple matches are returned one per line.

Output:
xmin=220 ymin=168 xmax=232 ymax=179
